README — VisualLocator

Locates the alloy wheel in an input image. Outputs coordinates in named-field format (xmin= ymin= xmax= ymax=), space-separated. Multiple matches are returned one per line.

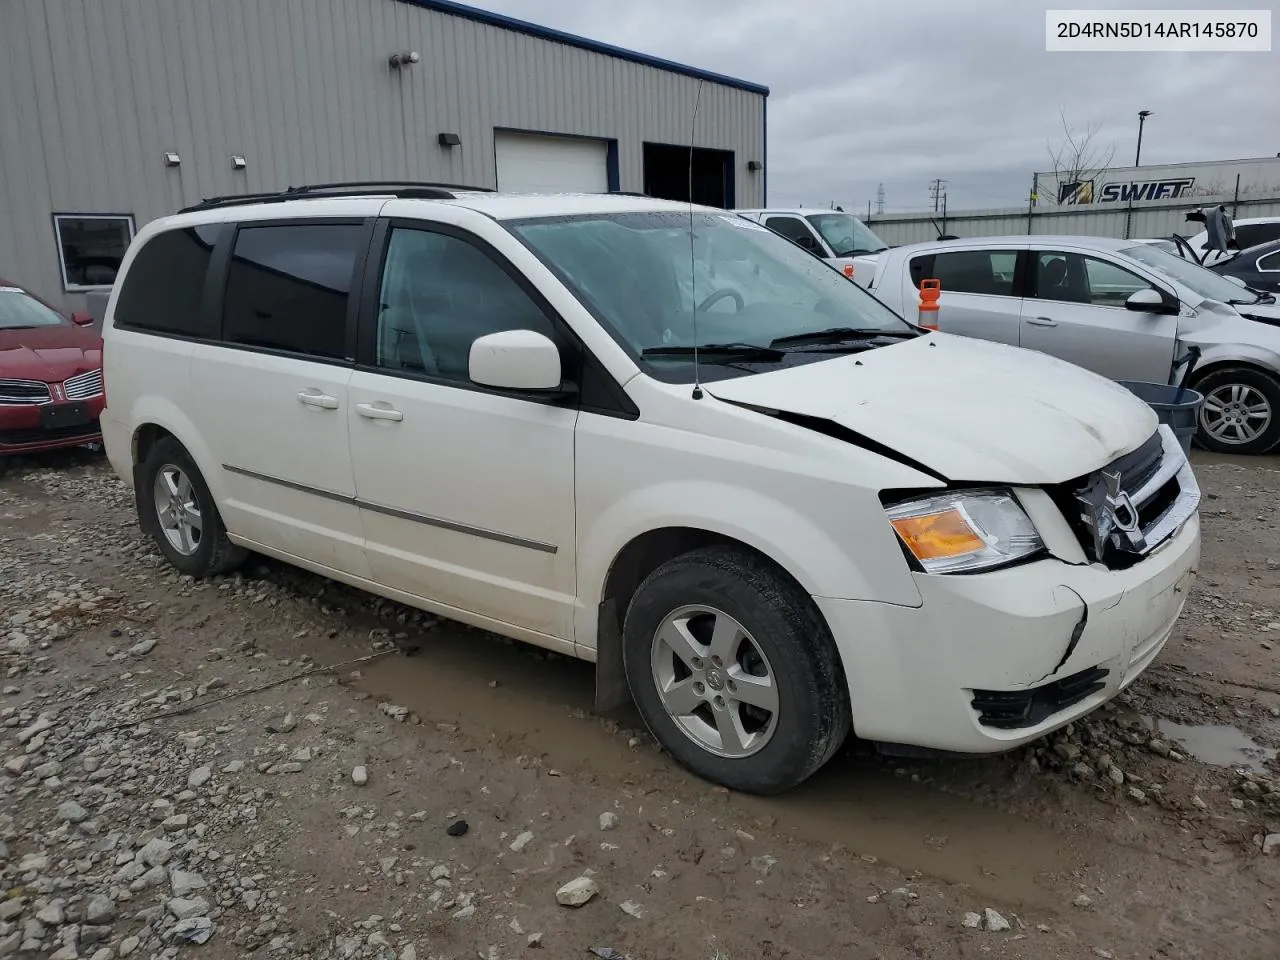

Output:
xmin=1201 ymin=383 xmax=1272 ymax=445
xmin=649 ymin=604 xmax=779 ymax=759
xmin=153 ymin=464 xmax=203 ymax=556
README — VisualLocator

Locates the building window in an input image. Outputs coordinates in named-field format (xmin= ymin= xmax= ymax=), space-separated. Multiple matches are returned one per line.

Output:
xmin=53 ymin=214 xmax=136 ymax=291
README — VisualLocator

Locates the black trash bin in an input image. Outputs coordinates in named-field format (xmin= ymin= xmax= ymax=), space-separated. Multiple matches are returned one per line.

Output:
xmin=1118 ymin=380 xmax=1203 ymax=456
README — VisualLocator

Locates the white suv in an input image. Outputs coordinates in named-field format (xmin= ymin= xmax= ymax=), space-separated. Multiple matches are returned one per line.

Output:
xmin=100 ymin=183 xmax=1201 ymax=794
xmin=736 ymin=208 xmax=889 ymax=286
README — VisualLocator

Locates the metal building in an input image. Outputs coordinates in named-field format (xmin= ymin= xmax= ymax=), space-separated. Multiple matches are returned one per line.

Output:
xmin=0 ymin=0 xmax=768 ymax=311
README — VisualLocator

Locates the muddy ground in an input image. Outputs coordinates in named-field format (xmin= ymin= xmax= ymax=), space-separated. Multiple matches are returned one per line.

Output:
xmin=2 ymin=448 xmax=1278 ymax=960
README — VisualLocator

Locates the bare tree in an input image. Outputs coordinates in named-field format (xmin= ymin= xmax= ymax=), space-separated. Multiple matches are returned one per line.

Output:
xmin=1045 ymin=108 xmax=1115 ymax=205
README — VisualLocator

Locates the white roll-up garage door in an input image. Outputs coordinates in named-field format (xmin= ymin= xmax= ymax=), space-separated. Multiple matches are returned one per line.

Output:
xmin=494 ymin=131 xmax=610 ymax=194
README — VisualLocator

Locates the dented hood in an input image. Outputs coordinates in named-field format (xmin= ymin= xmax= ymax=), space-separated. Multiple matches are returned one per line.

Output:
xmin=704 ymin=333 xmax=1158 ymax=484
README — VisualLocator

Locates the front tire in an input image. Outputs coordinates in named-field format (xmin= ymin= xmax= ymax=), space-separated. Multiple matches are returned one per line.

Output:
xmin=1194 ymin=366 xmax=1280 ymax=455
xmin=136 ymin=437 xmax=246 ymax=577
xmin=622 ymin=546 xmax=851 ymax=795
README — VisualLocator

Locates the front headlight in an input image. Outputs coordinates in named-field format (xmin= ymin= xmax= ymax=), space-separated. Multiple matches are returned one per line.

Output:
xmin=885 ymin=489 xmax=1044 ymax=574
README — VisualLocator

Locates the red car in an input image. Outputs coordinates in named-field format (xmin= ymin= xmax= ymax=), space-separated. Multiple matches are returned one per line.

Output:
xmin=0 ymin=279 xmax=105 ymax=465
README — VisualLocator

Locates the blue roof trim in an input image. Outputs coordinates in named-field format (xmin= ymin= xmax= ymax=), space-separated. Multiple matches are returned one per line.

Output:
xmin=394 ymin=0 xmax=770 ymax=96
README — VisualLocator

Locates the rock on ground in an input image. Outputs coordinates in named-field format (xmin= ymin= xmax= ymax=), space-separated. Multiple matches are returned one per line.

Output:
xmin=556 ymin=876 xmax=600 ymax=907
xmin=984 ymin=908 xmax=1011 ymax=932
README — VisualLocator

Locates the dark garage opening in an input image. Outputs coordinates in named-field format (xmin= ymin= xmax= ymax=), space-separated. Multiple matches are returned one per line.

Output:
xmin=642 ymin=143 xmax=735 ymax=208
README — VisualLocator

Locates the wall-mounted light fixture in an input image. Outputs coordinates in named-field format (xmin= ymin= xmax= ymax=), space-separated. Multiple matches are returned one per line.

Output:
xmin=437 ymin=132 xmax=462 ymax=148
xmin=231 ymin=155 xmax=247 ymax=170
xmin=389 ymin=50 xmax=421 ymax=69
xmin=747 ymin=160 xmax=763 ymax=172
xmin=163 ymin=151 xmax=181 ymax=167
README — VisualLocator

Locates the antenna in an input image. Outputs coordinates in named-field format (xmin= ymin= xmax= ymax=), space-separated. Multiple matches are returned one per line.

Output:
xmin=688 ymin=79 xmax=705 ymax=400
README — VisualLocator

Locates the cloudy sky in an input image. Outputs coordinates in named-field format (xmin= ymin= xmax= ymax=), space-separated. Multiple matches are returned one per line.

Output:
xmin=477 ymin=0 xmax=1278 ymax=213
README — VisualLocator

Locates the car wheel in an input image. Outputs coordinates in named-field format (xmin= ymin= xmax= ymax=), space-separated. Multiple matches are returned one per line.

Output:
xmin=137 ymin=437 xmax=247 ymax=577
xmin=1193 ymin=366 xmax=1280 ymax=455
xmin=622 ymin=546 xmax=851 ymax=795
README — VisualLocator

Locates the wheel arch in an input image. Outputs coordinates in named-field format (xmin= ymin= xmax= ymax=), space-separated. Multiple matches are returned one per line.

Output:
xmin=1190 ymin=355 xmax=1280 ymax=387
xmin=592 ymin=525 xmax=833 ymax=716
xmin=132 ymin=422 xmax=176 ymax=466
xmin=123 ymin=398 xmax=223 ymax=494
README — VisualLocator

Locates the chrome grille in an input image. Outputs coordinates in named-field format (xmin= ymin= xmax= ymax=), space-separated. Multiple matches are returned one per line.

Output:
xmin=0 ymin=378 xmax=52 ymax=405
xmin=1057 ymin=426 xmax=1200 ymax=569
xmin=63 ymin=369 xmax=104 ymax=400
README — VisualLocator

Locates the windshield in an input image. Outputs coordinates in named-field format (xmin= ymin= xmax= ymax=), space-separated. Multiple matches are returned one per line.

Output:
xmin=0 ymin=287 xmax=66 ymax=330
xmin=1120 ymin=244 xmax=1265 ymax=304
xmin=507 ymin=211 xmax=912 ymax=382
xmin=804 ymin=213 xmax=889 ymax=258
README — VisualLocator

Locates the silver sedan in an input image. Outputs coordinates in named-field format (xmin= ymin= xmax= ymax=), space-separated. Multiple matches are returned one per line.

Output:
xmin=868 ymin=235 xmax=1280 ymax=454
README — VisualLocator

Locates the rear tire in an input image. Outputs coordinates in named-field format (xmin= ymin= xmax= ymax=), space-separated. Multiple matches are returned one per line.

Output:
xmin=1193 ymin=366 xmax=1280 ymax=455
xmin=622 ymin=546 xmax=851 ymax=795
xmin=136 ymin=437 xmax=246 ymax=577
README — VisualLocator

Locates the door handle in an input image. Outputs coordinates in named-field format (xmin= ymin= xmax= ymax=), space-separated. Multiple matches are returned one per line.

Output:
xmin=297 ymin=390 xmax=339 ymax=410
xmin=355 ymin=402 xmax=404 ymax=422
xmin=1026 ymin=316 xmax=1058 ymax=327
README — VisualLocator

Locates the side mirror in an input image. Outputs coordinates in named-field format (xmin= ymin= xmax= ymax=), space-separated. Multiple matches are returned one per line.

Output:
xmin=1125 ymin=288 xmax=1176 ymax=314
xmin=70 ymin=311 xmax=95 ymax=326
xmin=469 ymin=329 xmax=566 ymax=393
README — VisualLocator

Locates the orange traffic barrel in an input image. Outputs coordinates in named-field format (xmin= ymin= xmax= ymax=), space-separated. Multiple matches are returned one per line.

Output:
xmin=918 ymin=279 xmax=940 ymax=330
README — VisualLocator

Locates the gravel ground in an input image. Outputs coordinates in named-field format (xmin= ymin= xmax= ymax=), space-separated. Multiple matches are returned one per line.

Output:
xmin=2 ymin=448 xmax=1279 ymax=960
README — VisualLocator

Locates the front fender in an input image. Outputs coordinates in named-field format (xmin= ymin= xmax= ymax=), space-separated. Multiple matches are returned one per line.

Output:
xmin=578 ymin=478 xmax=925 ymax=616
xmin=1183 ymin=339 xmax=1280 ymax=377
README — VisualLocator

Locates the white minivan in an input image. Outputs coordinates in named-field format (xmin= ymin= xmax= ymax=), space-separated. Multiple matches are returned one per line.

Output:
xmin=100 ymin=184 xmax=1201 ymax=794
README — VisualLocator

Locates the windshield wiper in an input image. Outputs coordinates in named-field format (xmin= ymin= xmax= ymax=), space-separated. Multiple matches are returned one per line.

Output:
xmin=641 ymin=342 xmax=786 ymax=361
xmin=770 ymin=326 xmax=917 ymax=348
xmin=1228 ymin=292 xmax=1276 ymax=305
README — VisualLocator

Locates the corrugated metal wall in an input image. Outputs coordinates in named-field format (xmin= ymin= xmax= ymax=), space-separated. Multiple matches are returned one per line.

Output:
xmin=868 ymin=193 xmax=1280 ymax=247
xmin=0 ymin=0 xmax=766 ymax=309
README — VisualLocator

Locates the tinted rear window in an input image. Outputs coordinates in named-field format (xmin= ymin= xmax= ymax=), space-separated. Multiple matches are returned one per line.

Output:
xmin=221 ymin=224 xmax=363 ymax=360
xmin=909 ymin=250 xmax=1018 ymax=295
xmin=1235 ymin=223 xmax=1280 ymax=250
xmin=113 ymin=225 xmax=220 ymax=336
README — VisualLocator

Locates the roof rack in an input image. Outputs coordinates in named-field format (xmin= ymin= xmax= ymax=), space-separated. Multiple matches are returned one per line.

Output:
xmin=178 ymin=180 xmax=495 ymax=214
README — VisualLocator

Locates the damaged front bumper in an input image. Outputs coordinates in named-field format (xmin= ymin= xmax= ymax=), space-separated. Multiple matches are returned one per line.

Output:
xmin=815 ymin=482 xmax=1201 ymax=755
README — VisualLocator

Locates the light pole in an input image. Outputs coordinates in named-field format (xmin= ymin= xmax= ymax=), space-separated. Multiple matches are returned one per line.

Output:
xmin=1135 ymin=109 xmax=1153 ymax=166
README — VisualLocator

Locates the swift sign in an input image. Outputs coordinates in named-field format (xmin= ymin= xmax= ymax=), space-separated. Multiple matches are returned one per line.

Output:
xmin=1098 ymin=178 xmax=1197 ymax=202
xmin=1058 ymin=177 xmax=1198 ymax=204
